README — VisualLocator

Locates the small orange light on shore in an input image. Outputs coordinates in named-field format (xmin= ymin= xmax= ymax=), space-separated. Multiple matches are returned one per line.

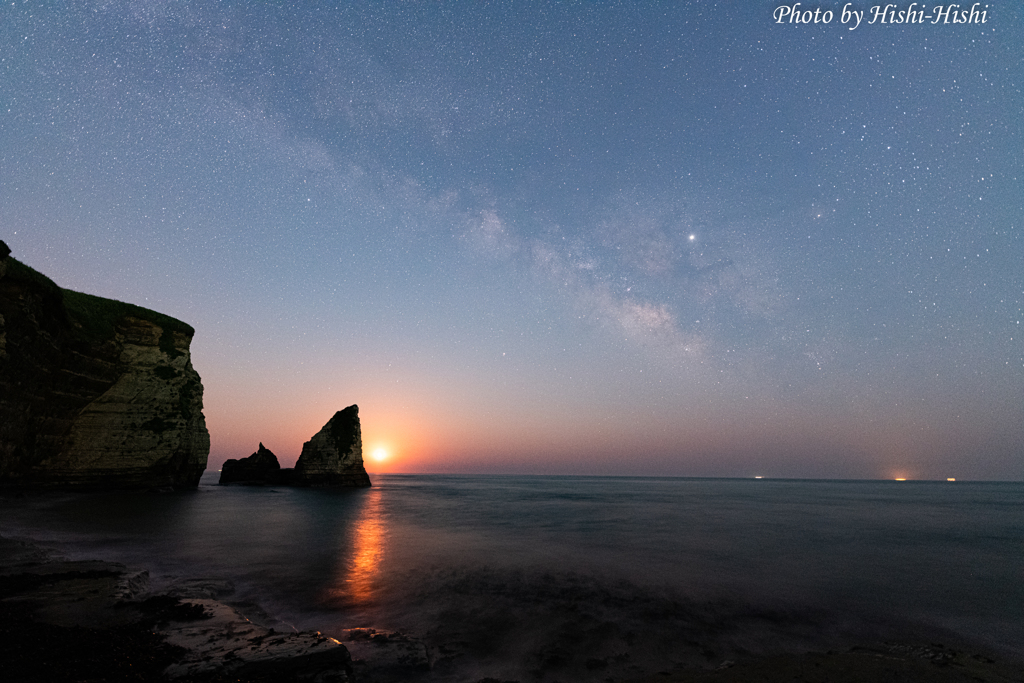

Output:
xmin=894 ymin=478 xmax=907 ymax=481
xmin=947 ymin=477 xmax=956 ymax=482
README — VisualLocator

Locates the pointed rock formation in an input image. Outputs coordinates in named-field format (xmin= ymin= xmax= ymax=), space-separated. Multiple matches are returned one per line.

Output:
xmin=219 ymin=443 xmax=281 ymax=485
xmin=292 ymin=406 xmax=371 ymax=487
xmin=221 ymin=408 xmax=371 ymax=488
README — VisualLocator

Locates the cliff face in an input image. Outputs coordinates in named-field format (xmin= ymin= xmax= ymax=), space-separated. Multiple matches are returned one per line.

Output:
xmin=0 ymin=246 xmax=210 ymax=489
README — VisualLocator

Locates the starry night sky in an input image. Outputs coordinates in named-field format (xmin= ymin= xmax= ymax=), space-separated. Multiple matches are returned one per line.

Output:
xmin=3 ymin=2 xmax=1021 ymax=479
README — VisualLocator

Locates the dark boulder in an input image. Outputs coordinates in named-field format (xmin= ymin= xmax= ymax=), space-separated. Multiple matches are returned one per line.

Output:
xmin=219 ymin=443 xmax=281 ymax=485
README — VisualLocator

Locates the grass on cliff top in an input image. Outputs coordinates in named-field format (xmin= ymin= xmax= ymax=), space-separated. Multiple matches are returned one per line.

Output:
xmin=4 ymin=255 xmax=62 ymax=296
xmin=6 ymin=257 xmax=195 ymax=341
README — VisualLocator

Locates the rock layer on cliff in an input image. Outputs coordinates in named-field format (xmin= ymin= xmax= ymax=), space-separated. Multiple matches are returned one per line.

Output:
xmin=0 ymin=243 xmax=210 ymax=490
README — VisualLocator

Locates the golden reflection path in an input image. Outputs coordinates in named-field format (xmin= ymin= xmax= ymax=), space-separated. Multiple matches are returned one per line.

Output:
xmin=329 ymin=486 xmax=386 ymax=606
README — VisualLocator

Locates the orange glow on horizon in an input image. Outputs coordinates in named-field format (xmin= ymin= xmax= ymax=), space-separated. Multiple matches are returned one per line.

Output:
xmin=362 ymin=440 xmax=402 ymax=473
xmin=205 ymin=388 xmax=1010 ymax=479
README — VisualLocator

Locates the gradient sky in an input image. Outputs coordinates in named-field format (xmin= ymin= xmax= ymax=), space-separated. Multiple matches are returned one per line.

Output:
xmin=2 ymin=2 xmax=1021 ymax=479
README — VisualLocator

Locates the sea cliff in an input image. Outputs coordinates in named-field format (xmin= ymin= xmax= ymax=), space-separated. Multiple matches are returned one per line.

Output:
xmin=0 ymin=243 xmax=210 ymax=489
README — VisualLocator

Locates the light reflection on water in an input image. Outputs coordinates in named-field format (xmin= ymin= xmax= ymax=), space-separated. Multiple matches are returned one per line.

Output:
xmin=329 ymin=486 xmax=386 ymax=607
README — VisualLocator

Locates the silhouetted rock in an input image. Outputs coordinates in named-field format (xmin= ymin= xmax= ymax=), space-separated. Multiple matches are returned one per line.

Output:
xmin=222 ymin=407 xmax=371 ymax=488
xmin=0 ymin=240 xmax=10 ymax=279
xmin=219 ymin=443 xmax=281 ymax=485
xmin=292 ymin=406 xmax=371 ymax=487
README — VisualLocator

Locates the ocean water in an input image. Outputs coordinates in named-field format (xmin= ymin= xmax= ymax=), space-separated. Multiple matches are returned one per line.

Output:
xmin=2 ymin=474 xmax=1022 ymax=680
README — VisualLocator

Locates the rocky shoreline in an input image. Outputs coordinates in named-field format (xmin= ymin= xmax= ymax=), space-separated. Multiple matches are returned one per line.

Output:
xmin=0 ymin=534 xmax=352 ymax=682
xmin=3 ymin=532 xmax=1021 ymax=683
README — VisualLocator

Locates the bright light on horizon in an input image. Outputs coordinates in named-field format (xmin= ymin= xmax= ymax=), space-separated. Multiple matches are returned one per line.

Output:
xmin=370 ymin=447 xmax=389 ymax=463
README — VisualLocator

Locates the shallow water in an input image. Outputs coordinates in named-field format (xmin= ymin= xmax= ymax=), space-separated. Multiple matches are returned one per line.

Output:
xmin=2 ymin=474 xmax=1022 ymax=680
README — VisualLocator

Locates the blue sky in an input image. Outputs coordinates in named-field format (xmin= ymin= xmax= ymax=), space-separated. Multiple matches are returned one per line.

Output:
xmin=3 ymin=1 xmax=1021 ymax=479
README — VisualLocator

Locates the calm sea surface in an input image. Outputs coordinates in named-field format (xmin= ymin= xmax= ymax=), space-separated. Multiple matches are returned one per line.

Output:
xmin=2 ymin=474 xmax=1022 ymax=678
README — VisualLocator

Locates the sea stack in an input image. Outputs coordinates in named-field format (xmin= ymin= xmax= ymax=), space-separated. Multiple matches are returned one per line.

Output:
xmin=293 ymin=406 xmax=371 ymax=487
xmin=219 ymin=407 xmax=371 ymax=488
xmin=0 ymin=243 xmax=210 ymax=489
xmin=219 ymin=443 xmax=281 ymax=485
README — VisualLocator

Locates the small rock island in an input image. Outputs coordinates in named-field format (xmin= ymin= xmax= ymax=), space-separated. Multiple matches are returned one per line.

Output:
xmin=0 ymin=242 xmax=210 ymax=490
xmin=220 ymin=406 xmax=372 ymax=487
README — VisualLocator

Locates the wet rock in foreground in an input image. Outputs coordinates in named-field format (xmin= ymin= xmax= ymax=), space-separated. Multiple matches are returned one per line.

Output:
xmin=0 ymin=535 xmax=352 ymax=682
